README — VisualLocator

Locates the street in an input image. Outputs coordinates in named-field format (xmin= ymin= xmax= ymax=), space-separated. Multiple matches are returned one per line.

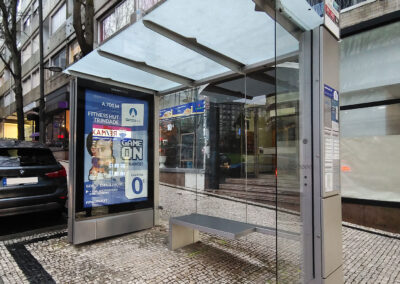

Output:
xmin=0 ymin=211 xmax=66 ymax=238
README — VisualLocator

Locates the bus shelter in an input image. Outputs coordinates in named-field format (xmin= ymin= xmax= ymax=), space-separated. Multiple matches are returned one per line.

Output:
xmin=66 ymin=0 xmax=342 ymax=283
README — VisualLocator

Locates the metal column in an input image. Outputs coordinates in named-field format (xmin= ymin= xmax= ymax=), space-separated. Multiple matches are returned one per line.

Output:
xmin=312 ymin=26 xmax=344 ymax=284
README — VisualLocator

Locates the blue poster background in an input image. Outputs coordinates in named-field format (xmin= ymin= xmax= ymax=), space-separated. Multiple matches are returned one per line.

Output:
xmin=83 ymin=89 xmax=149 ymax=208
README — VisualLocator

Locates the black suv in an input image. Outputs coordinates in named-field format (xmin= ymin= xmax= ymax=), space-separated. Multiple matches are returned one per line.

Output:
xmin=0 ymin=140 xmax=67 ymax=217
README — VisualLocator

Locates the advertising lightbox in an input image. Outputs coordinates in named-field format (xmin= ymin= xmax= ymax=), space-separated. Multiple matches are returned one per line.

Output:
xmin=83 ymin=89 xmax=149 ymax=208
xmin=69 ymin=78 xmax=155 ymax=244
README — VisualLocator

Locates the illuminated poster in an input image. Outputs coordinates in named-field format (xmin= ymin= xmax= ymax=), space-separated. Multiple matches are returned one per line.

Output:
xmin=83 ymin=89 xmax=148 ymax=208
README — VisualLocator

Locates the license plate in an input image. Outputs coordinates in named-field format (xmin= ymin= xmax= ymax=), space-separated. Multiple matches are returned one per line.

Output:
xmin=3 ymin=177 xmax=38 ymax=186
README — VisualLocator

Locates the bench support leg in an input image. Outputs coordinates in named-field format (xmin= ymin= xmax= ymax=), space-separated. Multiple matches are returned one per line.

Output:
xmin=169 ymin=223 xmax=199 ymax=250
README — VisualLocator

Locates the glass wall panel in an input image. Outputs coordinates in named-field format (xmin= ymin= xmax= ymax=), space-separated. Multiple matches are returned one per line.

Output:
xmin=340 ymin=22 xmax=400 ymax=203
xmin=159 ymin=88 xmax=199 ymax=219
xmin=275 ymin=8 xmax=303 ymax=283
xmin=159 ymin=73 xmax=280 ymax=282
xmin=158 ymin=4 xmax=281 ymax=281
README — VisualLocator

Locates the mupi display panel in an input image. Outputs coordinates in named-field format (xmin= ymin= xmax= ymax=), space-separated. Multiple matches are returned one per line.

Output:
xmin=74 ymin=79 xmax=154 ymax=220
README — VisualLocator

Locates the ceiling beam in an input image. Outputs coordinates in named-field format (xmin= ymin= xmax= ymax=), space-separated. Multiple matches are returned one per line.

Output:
xmin=143 ymin=19 xmax=246 ymax=74
xmin=205 ymin=85 xmax=253 ymax=99
xmin=67 ymin=70 xmax=157 ymax=95
xmin=159 ymin=50 xmax=299 ymax=96
xmin=97 ymin=49 xmax=195 ymax=87
xmin=253 ymin=0 xmax=303 ymax=40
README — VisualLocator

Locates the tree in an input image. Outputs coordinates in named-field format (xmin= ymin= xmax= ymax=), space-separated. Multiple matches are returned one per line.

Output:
xmin=72 ymin=0 xmax=94 ymax=56
xmin=0 ymin=0 xmax=24 ymax=140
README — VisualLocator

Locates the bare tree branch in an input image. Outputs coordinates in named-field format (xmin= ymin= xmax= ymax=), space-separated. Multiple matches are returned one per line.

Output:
xmin=0 ymin=51 xmax=15 ymax=77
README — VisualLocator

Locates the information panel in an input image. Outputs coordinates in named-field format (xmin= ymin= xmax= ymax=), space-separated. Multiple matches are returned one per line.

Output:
xmin=83 ymin=89 xmax=149 ymax=208
xmin=323 ymin=84 xmax=340 ymax=193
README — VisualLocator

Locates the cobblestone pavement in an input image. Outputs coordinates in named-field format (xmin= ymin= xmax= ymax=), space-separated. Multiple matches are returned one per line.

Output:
xmin=0 ymin=185 xmax=398 ymax=283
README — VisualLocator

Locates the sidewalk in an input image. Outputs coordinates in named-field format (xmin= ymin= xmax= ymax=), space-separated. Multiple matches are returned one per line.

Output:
xmin=0 ymin=185 xmax=398 ymax=283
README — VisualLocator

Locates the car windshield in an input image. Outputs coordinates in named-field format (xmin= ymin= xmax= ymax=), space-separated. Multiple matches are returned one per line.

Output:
xmin=0 ymin=148 xmax=57 ymax=167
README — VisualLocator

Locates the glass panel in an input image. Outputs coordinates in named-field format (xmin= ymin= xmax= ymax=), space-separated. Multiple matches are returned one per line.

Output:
xmin=276 ymin=5 xmax=303 ymax=283
xmin=340 ymin=84 xmax=400 ymax=106
xmin=67 ymin=52 xmax=180 ymax=91
xmin=341 ymin=104 xmax=400 ymax=202
xmin=159 ymin=73 xmax=278 ymax=281
xmin=101 ymin=21 xmax=230 ymax=80
xmin=195 ymin=77 xmax=247 ymax=222
xmin=341 ymin=135 xmax=400 ymax=202
xmin=0 ymin=148 xmax=57 ymax=167
xmin=159 ymin=88 xmax=199 ymax=219
xmin=341 ymin=104 xmax=400 ymax=137
xmin=146 ymin=0 xmax=297 ymax=65
xmin=51 ymin=3 xmax=66 ymax=34
xmin=340 ymin=21 xmax=400 ymax=94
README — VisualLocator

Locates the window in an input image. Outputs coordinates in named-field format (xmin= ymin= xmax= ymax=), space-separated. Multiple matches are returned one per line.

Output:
xmin=22 ymin=43 xmax=31 ymax=63
xmin=46 ymin=111 xmax=68 ymax=148
xmin=32 ymin=0 xmax=39 ymax=19
xmin=138 ymin=0 xmax=160 ymax=12
xmin=340 ymin=22 xmax=400 ymax=203
xmin=32 ymin=34 xmax=39 ymax=54
xmin=0 ymin=73 xmax=5 ymax=87
xmin=22 ymin=76 xmax=31 ymax=95
xmin=51 ymin=48 xmax=67 ymax=71
xmin=51 ymin=3 xmax=66 ymax=34
xmin=23 ymin=14 xmax=31 ymax=32
xmin=100 ymin=0 xmax=135 ymax=42
xmin=0 ymin=148 xmax=57 ymax=167
xmin=4 ymin=91 xmax=15 ymax=107
xmin=68 ymin=40 xmax=81 ymax=64
xmin=32 ymin=69 xmax=40 ymax=88
xmin=339 ymin=0 xmax=368 ymax=9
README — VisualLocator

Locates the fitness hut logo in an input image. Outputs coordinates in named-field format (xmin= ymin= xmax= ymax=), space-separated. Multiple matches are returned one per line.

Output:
xmin=122 ymin=103 xmax=144 ymax=126
xmin=129 ymin=107 xmax=138 ymax=117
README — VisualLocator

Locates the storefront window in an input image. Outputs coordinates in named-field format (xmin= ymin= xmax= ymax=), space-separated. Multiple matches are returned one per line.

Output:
xmin=159 ymin=92 xmax=205 ymax=170
xmin=46 ymin=111 xmax=69 ymax=149
xmin=340 ymin=21 xmax=400 ymax=203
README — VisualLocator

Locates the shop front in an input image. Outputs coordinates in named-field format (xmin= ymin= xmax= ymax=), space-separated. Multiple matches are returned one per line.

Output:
xmin=45 ymin=86 xmax=70 ymax=160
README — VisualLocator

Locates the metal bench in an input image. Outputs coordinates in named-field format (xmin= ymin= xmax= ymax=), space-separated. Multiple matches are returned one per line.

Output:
xmin=169 ymin=213 xmax=299 ymax=250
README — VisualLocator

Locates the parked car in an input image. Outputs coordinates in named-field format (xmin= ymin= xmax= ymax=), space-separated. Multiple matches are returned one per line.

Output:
xmin=0 ymin=140 xmax=67 ymax=217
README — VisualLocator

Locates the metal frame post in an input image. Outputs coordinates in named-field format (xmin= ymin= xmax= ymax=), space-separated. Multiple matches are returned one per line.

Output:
xmin=312 ymin=26 xmax=343 ymax=284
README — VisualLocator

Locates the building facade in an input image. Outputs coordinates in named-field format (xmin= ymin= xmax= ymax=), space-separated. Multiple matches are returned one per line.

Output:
xmin=339 ymin=0 xmax=400 ymax=232
xmin=0 ymin=0 xmax=161 ymax=160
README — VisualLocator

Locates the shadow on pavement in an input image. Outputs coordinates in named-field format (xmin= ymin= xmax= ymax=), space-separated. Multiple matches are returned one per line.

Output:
xmin=0 ymin=211 xmax=67 ymax=237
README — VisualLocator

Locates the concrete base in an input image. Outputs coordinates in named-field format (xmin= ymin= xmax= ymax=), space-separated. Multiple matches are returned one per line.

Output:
xmin=169 ymin=223 xmax=199 ymax=250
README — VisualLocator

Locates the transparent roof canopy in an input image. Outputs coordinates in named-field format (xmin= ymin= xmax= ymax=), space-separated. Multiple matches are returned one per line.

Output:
xmin=66 ymin=0 xmax=322 ymax=94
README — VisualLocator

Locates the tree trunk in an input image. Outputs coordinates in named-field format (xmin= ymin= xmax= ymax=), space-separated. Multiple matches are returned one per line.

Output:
xmin=13 ymin=56 xmax=24 ymax=140
xmin=14 ymin=79 xmax=25 ymax=141
xmin=73 ymin=0 xmax=94 ymax=56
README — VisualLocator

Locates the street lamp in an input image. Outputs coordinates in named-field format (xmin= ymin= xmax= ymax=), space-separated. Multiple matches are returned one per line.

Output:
xmin=44 ymin=66 xmax=63 ymax=73
xmin=38 ymin=0 xmax=63 ymax=144
xmin=39 ymin=0 xmax=45 ymax=144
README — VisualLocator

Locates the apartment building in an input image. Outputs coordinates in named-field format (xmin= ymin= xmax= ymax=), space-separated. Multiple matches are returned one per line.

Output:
xmin=339 ymin=0 xmax=400 ymax=232
xmin=0 ymin=0 xmax=160 ymax=160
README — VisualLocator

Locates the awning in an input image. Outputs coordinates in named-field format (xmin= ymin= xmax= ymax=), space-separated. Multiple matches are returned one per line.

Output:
xmin=65 ymin=0 xmax=322 ymax=95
